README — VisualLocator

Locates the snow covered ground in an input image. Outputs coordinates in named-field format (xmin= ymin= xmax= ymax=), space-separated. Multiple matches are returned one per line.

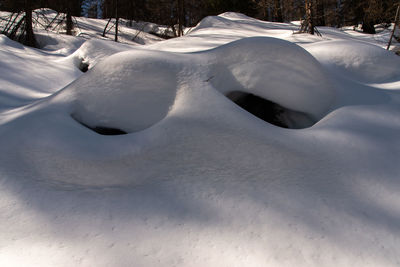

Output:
xmin=1 ymin=12 xmax=400 ymax=267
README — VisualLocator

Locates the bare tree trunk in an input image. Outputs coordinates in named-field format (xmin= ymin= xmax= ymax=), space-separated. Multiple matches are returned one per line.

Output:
xmin=115 ymin=17 xmax=119 ymax=42
xmin=24 ymin=0 xmax=36 ymax=47
xmin=114 ymin=0 xmax=119 ymax=42
xmin=387 ymin=4 xmax=400 ymax=50
xmin=65 ymin=0 xmax=74 ymax=35
xmin=273 ymin=0 xmax=283 ymax=22
xmin=66 ymin=13 xmax=73 ymax=35
xmin=178 ymin=0 xmax=184 ymax=36
xmin=103 ymin=18 xmax=112 ymax=37
xmin=305 ymin=0 xmax=315 ymax=34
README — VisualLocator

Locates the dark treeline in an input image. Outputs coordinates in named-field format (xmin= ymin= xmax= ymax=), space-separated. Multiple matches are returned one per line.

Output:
xmin=1 ymin=0 xmax=398 ymax=28
xmin=0 ymin=0 xmax=399 ymax=46
xmin=93 ymin=0 xmax=399 ymax=33
xmin=1 ymin=0 xmax=81 ymax=16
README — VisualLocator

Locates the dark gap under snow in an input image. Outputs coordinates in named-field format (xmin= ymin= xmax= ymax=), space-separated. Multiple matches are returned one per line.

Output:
xmin=71 ymin=114 xmax=127 ymax=135
xmin=226 ymin=91 xmax=316 ymax=129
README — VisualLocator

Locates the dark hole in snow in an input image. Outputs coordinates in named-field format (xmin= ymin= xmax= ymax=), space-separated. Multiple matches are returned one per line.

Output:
xmin=79 ymin=61 xmax=89 ymax=72
xmin=226 ymin=91 xmax=316 ymax=129
xmin=72 ymin=115 xmax=127 ymax=135
xmin=90 ymin=126 xmax=127 ymax=135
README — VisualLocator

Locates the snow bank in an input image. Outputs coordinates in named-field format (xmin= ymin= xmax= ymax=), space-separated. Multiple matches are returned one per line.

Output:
xmin=66 ymin=38 xmax=134 ymax=71
xmin=35 ymin=32 xmax=85 ymax=55
xmin=58 ymin=37 xmax=335 ymax=133
xmin=62 ymin=50 xmax=181 ymax=132
xmin=0 ymin=35 xmax=81 ymax=109
xmin=0 ymin=34 xmax=25 ymax=49
xmin=306 ymin=40 xmax=400 ymax=83
xmin=209 ymin=37 xmax=335 ymax=119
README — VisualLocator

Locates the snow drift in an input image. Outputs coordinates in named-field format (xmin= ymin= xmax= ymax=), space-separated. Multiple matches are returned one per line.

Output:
xmin=66 ymin=50 xmax=181 ymax=133
xmin=208 ymin=37 xmax=335 ymax=123
xmin=307 ymin=40 xmax=400 ymax=83
xmin=61 ymin=37 xmax=335 ymax=133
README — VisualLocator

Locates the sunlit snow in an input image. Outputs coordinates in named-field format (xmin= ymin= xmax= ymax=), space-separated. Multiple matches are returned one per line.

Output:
xmin=1 ymin=12 xmax=400 ymax=267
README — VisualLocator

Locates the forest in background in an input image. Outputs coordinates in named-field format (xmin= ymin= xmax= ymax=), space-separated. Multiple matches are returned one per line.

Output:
xmin=0 ymin=0 xmax=399 ymax=47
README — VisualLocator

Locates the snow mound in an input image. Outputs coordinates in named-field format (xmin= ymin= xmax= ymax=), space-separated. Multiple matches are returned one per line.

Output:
xmin=194 ymin=12 xmax=260 ymax=31
xmin=306 ymin=40 xmax=400 ymax=83
xmin=193 ymin=15 xmax=234 ymax=31
xmin=66 ymin=38 xmax=135 ymax=72
xmin=60 ymin=50 xmax=181 ymax=133
xmin=0 ymin=35 xmax=82 ymax=109
xmin=219 ymin=12 xmax=261 ymax=21
xmin=209 ymin=37 xmax=335 ymax=122
xmin=35 ymin=32 xmax=85 ymax=54
xmin=58 ymin=37 xmax=335 ymax=133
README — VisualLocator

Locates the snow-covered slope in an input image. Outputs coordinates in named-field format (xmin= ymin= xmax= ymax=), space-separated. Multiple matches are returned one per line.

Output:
xmin=1 ymin=12 xmax=400 ymax=267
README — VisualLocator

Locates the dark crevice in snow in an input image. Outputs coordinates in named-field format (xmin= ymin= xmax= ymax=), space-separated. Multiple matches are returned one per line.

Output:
xmin=89 ymin=126 xmax=127 ymax=135
xmin=71 ymin=115 xmax=127 ymax=135
xmin=226 ymin=91 xmax=316 ymax=129
xmin=74 ymin=56 xmax=89 ymax=72
xmin=78 ymin=60 xmax=89 ymax=72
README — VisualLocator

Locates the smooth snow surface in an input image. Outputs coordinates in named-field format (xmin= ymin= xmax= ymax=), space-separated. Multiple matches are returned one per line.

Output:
xmin=307 ymin=40 xmax=400 ymax=83
xmin=63 ymin=37 xmax=334 ymax=133
xmin=1 ymin=12 xmax=400 ymax=267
